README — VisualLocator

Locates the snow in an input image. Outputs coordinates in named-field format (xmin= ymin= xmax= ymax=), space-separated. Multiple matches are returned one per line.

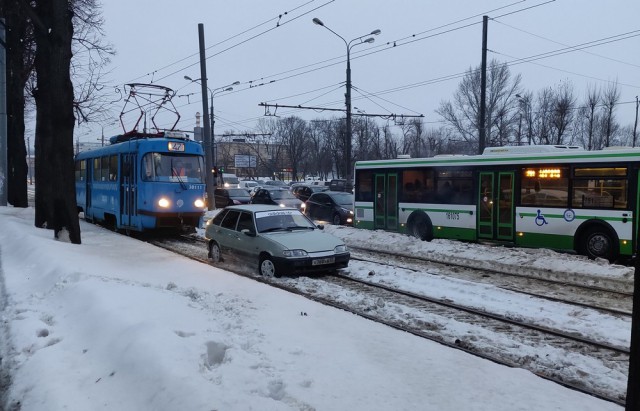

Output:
xmin=0 ymin=206 xmax=629 ymax=411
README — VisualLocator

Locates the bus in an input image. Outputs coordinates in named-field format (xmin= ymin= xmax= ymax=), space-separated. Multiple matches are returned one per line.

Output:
xmin=75 ymin=130 xmax=207 ymax=233
xmin=353 ymin=145 xmax=639 ymax=262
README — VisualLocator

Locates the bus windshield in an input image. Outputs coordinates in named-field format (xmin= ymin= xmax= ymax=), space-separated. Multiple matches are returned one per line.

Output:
xmin=142 ymin=153 xmax=205 ymax=183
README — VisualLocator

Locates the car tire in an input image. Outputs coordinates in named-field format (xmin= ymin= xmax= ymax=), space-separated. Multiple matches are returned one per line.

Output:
xmin=209 ymin=241 xmax=222 ymax=263
xmin=332 ymin=213 xmax=341 ymax=225
xmin=259 ymin=255 xmax=280 ymax=278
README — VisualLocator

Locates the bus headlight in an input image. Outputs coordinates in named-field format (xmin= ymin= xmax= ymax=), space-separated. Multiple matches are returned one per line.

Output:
xmin=194 ymin=198 xmax=205 ymax=208
xmin=158 ymin=197 xmax=170 ymax=208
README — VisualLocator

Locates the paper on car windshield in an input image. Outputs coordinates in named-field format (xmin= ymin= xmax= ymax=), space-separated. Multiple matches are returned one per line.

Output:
xmin=255 ymin=210 xmax=301 ymax=219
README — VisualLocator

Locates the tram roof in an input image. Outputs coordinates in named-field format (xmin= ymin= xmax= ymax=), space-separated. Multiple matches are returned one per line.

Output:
xmin=355 ymin=145 xmax=640 ymax=169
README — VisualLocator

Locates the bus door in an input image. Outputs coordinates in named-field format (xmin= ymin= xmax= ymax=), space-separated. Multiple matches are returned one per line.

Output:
xmin=120 ymin=154 xmax=137 ymax=227
xmin=478 ymin=171 xmax=514 ymax=241
xmin=374 ymin=173 xmax=398 ymax=230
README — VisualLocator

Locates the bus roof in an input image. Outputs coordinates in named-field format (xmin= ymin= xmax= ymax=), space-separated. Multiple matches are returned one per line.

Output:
xmin=355 ymin=145 xmax=640 ymax=169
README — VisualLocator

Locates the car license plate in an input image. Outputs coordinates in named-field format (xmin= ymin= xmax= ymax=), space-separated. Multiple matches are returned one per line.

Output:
xmin=312 ymin=257 xmax=335 ymax=266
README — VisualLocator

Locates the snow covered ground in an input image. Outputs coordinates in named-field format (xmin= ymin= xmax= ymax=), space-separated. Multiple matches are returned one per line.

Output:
xmin=0 ymin=206 xmax=630 ymax=410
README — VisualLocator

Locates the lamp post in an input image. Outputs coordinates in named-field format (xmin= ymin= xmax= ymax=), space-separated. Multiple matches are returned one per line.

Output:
xmin=184 ymin=76 xmax=238 ymax=208
xmin=313 ymin=17 xmax=380 ymax=188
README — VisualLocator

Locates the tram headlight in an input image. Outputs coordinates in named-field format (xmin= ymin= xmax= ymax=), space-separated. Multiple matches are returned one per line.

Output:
xmin=158 ymin=197 xmax=171 ymax=208
xmin=194 ymin=198 xmax=205 ymax=208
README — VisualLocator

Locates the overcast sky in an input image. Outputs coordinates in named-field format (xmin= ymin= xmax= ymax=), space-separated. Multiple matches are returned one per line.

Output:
xmin=76 ymin=0 xmax=640 ymax=143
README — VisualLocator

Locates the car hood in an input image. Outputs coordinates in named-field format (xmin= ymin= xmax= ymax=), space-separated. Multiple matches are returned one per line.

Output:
xmin=264 ymin=230 xmax=343 ymax=251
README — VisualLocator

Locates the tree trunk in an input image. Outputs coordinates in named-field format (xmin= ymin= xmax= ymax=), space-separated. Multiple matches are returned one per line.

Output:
xmin=3 ymin=0 xmax=29 ymax=207
xmin=32 ymin=0 xmax=81 ymax=243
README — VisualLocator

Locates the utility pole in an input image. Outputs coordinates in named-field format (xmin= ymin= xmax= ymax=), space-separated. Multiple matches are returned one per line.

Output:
xmin=633 ymin=96 xmax=638 ymax=148
xmin=478 ymin=15 xmax=488 ymax=155
xmin=196 ymin=23 xmax=214 ymax=211
xmin=0 ymin=18 xmax=7 ymax=206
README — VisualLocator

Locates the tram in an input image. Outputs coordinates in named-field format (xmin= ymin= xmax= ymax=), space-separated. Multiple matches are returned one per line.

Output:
xmin=75 ymin=130 xmax=206 ymax=233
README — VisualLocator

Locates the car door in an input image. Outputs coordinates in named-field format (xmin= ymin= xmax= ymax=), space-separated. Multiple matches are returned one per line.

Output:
xmin=216 ymin=210 xmax=241 ymax=257
xmin=230 ymin=211 xmax=261 ymax=265
xmin=316 ymin=193 xmax=333 ymax=221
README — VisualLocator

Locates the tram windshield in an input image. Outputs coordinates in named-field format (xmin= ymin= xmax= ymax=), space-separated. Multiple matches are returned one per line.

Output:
xmin=142 ymin=153 xmax=205 ymax=183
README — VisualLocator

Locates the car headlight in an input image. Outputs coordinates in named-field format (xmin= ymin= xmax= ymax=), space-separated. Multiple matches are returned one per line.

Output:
xmin=279 ymin=203 xmax=286 ymax=207
xmin=283 ymin=249 xmax=308 ymax=257
xmin=334 ymin=245 xmax=348 ymax=253
xmin=194 ymin=198 xmax=205 ymax=208
xmin=301 ymin=203 xmax=306 ymax=209
xmin=158 ymin=197 xmax=170 ymax=208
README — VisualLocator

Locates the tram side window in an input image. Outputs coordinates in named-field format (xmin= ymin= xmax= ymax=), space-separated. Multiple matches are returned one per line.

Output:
xmin=520 ymin=167 xmax=568 ymax=207
xmin=355 ymin=170 xmax=374 ymax=202
xmin=75 ymin=160 xmax=86 ymax=182
xmin=572 ymin=167 xmax=627 ymax=209
xmin=108 ymin=155 xmax=118 ymax=181
xmin=92 ymin=158 xmax=101 ymax=182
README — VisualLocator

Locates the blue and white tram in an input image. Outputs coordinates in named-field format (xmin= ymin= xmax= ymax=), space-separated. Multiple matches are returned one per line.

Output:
xmin=75 ymin=131 xmax=207 ymax=232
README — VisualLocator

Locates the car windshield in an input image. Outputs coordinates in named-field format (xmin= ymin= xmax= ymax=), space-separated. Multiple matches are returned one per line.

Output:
xmin=330 ymin=193 xmax=354 ymax=206
xmin=255 ymin=209 xmax=315 ymax=233
xmin=270 ymin=190 xmax=297 ymax=200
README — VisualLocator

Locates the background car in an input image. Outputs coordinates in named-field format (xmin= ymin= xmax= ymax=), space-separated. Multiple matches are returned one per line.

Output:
xmin=250 ymin=188 xmax=305 ymax=211
xmin=239 ymin=180 xmax=259 ymax=192
xmin=204 ymin=205 xmax=350 ymax=277
xmin=291 ymin=184 xmax=329 ymax=203
xmin=304 ymin=191 xmax=354 ymax=225
xmin=213 ymin=187 xmax=251 ymax=208
xmin=262 ymin=180 xmax=289 ymax=189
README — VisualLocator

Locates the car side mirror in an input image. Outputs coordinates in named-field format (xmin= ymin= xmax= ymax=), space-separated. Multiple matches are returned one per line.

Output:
xmin=241 ymin=229 xmax=256 ymax=237
xmin=316 ymin=224 xmax=324 ymax=230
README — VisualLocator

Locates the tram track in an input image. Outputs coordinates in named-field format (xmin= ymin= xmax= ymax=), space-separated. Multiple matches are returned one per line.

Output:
xmin=349 ymin=245 xmax=634 ymax=316
xmin=150 ymin=234 xmax=628 ymax=406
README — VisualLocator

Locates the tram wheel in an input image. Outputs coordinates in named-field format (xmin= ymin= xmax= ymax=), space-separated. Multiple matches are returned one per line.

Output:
xmin=579 ymin=226 xmax=618 ymax=262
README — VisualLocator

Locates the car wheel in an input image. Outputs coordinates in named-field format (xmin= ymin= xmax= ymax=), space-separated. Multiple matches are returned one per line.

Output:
xmin=209 ymin=241 xmax=222 ymax=263
xmin=332 ymin=213 xmax=342 ymax=225
xmin=259 ymin=255 xmax=280 ymax=278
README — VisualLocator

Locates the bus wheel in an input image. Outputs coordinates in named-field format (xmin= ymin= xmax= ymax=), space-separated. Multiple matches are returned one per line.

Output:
xmin=579 ymin=226 xmax=618 ymax=262
xmin=408 ymin=212 xmax=433 ymax=241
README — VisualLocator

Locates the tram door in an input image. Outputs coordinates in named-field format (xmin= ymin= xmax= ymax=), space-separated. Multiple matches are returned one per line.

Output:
xmin=477 ymin=171 xmax=514 ymax=241
xmin=120 ymin=154 xmax=137 ymax=227
xmin=374 ymin=173 xmax=398 ymax=230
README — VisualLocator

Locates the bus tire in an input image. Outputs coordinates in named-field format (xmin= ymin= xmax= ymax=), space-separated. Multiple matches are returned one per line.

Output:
xmin=578 ymin=225 xmax=618 ymax=262
xmin=408 ymin=211 xmax=433 ymax=242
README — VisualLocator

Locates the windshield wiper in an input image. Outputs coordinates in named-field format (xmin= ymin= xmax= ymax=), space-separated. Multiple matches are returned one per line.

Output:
xmin=260 ymin=227 xmax=289 ymax=233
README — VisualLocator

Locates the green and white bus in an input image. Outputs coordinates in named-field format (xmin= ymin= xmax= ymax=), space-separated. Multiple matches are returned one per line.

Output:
xmin=353 ymin=145 xmax=640 ymax=262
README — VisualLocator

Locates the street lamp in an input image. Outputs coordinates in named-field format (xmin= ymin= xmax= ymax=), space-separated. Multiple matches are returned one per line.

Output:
xmin=184 ymin=76 xmax=239 ymax=208
xmin=313 ymin=17 xmax=380 ymax=188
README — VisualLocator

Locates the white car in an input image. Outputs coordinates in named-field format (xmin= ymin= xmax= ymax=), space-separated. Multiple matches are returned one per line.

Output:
xmin=205 ymin=205 xmax=350 ymax=277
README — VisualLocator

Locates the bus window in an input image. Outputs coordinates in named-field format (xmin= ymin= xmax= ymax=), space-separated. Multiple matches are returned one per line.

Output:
xmin=355 ymin=170 xmax=374 ymax=202
xmin=573 ymin=168 xmax=627 ymax=209
xmin=520 ymin=167 xmax=568 ymax=207
xmin=402 ymin=169 xmax=434 ymax=202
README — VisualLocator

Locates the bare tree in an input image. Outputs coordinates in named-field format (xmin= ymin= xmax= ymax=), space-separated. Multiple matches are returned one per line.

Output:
xmin=583 ymin=85 xmax=600 ymax=150
xmin=30 ymin=0 xmax=81 ymax=242
xmin=436 ymin=59 xmax=521 ymax=151
xmin=600 ymin=82 xmax=621 ymax=147
xmin=549 ymin=81 xmax=576 ymax=145
xmin=1 ymin=0 xmax=34 ymax=208
xmin=277 ymin=116 xmax=309 ymax=181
